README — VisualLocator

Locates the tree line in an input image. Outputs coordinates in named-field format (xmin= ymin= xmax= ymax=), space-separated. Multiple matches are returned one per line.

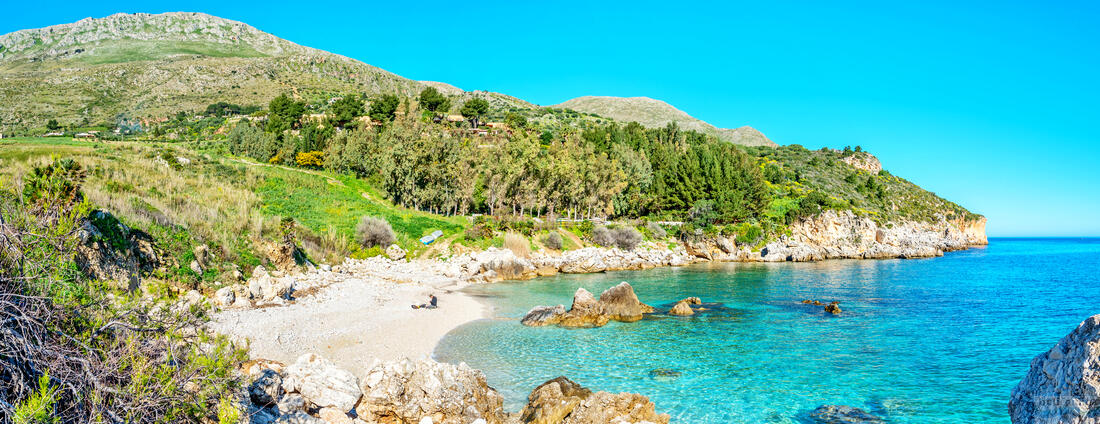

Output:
xmin=225 ymin=90 xmax=771 ymax=224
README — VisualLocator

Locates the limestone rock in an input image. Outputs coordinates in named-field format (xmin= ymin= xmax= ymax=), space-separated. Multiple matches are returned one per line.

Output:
xmin=190 ymin=260 xmax=203 ymax=274
xmin=249 ymin=369 xmax=283 ymax=406
xmin=213 ymin=285 xmax=236 ymax=307
xmin=809 ymin=405 xmax=885 ymax=423
xmin=521 ymin=305 xmax=567 ymax=327
xmin=825 ymin=302 xmax=842 ymax=315
xmin=74 ymin=210 xmax=162 ymax=290
xmin=355 ymin=358 xmax=507 ymax=424
xmin=317 ymin=407 xmax=353 ymax=424
xmin=385 ymin=244 xmax=406 ymax=261
xmin=277 ymin=393 xmax=305 ymax=415
xmin=518 ymin=376 xmax=669 ymax=424
xmin=520 ymin=377 xmax=593 ymax=424
xmin=669 ymin=301 xmax=694 ymax=316
xmin=1009 ymin=314 xmax=1100 ymax=424
xmin=275 ymin=412 xmax=324 ymax=424
xmin=597 ymin=282 xmax=654 ymax=322
xmin=283 ymin=353 xmax=361 ymax=412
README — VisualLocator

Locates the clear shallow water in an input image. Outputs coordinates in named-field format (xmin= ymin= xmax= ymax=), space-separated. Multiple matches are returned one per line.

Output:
xmin=434 ymin=238 xmax=1100 ymax=423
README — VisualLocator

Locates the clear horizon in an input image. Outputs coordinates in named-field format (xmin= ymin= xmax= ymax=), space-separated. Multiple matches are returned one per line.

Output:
xmin=4 ymin=1 xmax=1098 ymax=237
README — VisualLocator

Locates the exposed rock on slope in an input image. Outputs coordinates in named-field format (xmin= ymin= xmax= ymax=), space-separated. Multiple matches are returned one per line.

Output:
xmin=1009 ymin=314 xmax=1100 ymax=424
xmin=75 ymin=210 xmax=161 ymax=290
xmin=554 ymin=96 xmax=778 ymax=147
xmin=841 ymin=152 xmax=883 ymax=174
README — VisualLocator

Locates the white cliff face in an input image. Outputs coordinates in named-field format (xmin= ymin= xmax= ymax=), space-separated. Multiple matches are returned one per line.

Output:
xmin=713 ymin=210 xmax=987 ymax=262
xmin=1010 ymin=314 xmax=1100 ymax=424
xmin=841 ymin=153 xmax=883 ymax=174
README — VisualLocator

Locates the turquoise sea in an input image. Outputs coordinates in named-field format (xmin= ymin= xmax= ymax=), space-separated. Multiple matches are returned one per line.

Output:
xmin=434 ymin=238 xmax=1100 ymax=423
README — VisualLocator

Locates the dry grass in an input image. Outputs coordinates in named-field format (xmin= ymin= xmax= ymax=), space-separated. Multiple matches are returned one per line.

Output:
xmin=503 ymin=232 xmax=530 ymax=258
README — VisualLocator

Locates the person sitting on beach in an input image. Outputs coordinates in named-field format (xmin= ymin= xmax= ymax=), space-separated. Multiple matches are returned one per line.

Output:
xmin=412 ymin=294 xmax=438 ymax=309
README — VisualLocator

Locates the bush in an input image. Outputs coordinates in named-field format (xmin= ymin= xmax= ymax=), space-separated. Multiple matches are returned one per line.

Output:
xmin=734 ymin=222 xmax=764 ymax=245
xmin=612 ymin=227 xmax=642 ymax=250
xmin=295 ymin=151 xmax=325 ymax=168
xmin=645 ymin=222 xmax=666 ymax=240
xmin=543 ymin=231 xmax=563 ymax=250
xmin=503 ymin=232 xmax=530 ymax=258
xmin=356 ymin=216 xmax=395 ymax=248
xmin=591 ymin=226 xmax=614 ymax=246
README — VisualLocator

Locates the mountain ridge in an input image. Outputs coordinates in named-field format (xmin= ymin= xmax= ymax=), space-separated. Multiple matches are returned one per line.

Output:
xmin=1 ymin=12 xmax=766 ymax=146
xmin=554 ymin=96 xmax=777 ymax=147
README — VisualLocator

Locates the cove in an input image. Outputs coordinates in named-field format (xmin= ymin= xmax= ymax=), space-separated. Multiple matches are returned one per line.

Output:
xmin=434 ymin=238 xmax=1100 ymax=423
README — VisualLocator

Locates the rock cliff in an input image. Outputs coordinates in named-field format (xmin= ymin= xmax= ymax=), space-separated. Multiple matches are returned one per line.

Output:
xmin=1009 ymin=314 xmax=1100 ymax=424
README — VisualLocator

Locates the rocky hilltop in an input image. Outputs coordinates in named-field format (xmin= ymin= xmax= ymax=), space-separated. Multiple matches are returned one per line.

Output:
xmin=554 ymin=96 xmax=779 ymax=147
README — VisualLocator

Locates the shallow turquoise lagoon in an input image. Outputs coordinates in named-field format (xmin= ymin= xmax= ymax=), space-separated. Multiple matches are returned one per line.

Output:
xmin=434 ymin=238 xmax=1100 ymax=423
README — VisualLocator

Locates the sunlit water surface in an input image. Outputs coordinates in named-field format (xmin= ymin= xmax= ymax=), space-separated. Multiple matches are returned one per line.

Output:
xmin=434 ymin=238 xmax=1100 ymax=423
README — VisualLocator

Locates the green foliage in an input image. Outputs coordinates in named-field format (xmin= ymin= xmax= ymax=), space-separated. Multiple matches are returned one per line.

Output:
xmin=13 ymin=372 xmax=57 ymax=424
xmin=418 ymin=87 xmax=451 ymax=113
xmin=504 ymin=112 xmax=526 ymax=129
xmin=356 ymin=216 xmax=396 ymax=248
xmin=227 ymin=123 xmax=277 ymax=162
xmin=205 ymin=102 xmax=259 ymax=117
xmin=368 ymin=94 xmax=400 ymax=122
xmin=732 ymin=222 xmax=764 ymax=245
xmin=543 ymin=231 xmax=563 ymax=250
xmin=46 ymin=119 xmax=61 ymax=131
xmin=460 ymin=98 xmax=490 ymax=127
xmin=329 ymin=95 xmax=364 ymax=127
xmin=21 ymin=158 xmax=85 ymax=206
xmin=266 ymin=93 xmax=305 ymax=135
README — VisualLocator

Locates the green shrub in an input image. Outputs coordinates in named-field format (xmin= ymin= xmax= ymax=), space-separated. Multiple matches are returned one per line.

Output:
xmin=591 ymin=226 xmax=613 ymax=246
xmin=645 ymin=221 xmax=667 ymax=239
xmin=356 ymin=216 xmax=396 ymax=248
xmin=612 ymin=227 xmax=642 ymax=250
xmin=543 ymin=231 xmax=563 ymax=250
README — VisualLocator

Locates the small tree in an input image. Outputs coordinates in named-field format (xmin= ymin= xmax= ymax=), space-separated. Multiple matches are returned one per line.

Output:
xmin=419 ymin=87 xmax=451 ymax=114
xmin=368 ymin=94 xmax=400 ymax=122
xmin=46 ymin=119 xmax=61 ymax=132
xmin=267 ymin=93 xmax=306 ymax=135
xmin=504 ymin=112 xmax=526 ymax=129
xmin=356 ymin=216 xmax=396 ymax=248
xmin=460 ymin=98 xmax=490 ymax=128
xmin=329 ymin=95 xmax=364 ymax=128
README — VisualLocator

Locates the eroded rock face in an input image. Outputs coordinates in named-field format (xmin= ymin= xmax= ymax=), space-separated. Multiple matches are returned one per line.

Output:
xmin=355 ymin=358 xmax=507 ymax=424
xmin=520 ymin=376 xmax=670 ymax=424
xmin=1009 ymin=314 xmax=1100 ymax=424
xmin=520 ymin=283 xmax=655 ymax=328
xmin=841 ymin=152 xmax=883 ymax=174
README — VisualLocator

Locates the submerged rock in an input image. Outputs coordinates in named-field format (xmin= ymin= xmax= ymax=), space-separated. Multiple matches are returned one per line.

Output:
xmin=809 ymin=405 xmax=885 ymax=423
xmin=648 ymin=368 xmax=682 ymax=379
xmin=1009 ymin=314 xmax=1100 ymax=424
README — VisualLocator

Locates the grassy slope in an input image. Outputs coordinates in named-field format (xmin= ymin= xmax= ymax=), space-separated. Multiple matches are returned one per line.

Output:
xmin=0 ymin=137 xmax=467 ymax=287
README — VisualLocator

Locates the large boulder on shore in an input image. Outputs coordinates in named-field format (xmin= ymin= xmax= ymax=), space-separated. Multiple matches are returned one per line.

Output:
xmin=520 ymin=376 xmax=669 ymax=424
xmin=282 ymin=354 xmax=361 ymax=412
xmin=1009 ymin=314 xmax=1100 ymax=424
xmin=355 ymin=358 xmax=507 ymax=424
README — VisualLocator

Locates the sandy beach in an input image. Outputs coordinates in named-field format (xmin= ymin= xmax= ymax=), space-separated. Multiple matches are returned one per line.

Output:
xmin=210 ymin=273 xmax=488 ymax=375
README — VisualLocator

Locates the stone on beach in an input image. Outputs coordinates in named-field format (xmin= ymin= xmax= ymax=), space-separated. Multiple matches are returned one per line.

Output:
xmin=355 ymin=358 xmax=507 ymax=424
xmin=282 ymin=353 xmax=361 ymax=412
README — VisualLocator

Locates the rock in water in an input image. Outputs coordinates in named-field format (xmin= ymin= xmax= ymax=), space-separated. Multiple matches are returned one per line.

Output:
xmin=597 ymin=282 xmax=654 ymax=321
xmin=669 ymin=301 xmax=694 ymax=316
xmin=518 ymin=376 xmax=669 ymax=424
xmin=1009 ymin=314 xmax=1100 ymax=424
xmin=282 ymin=353 xmax=361 ymax=412
xmin=809 ymin=405 xmax=885 ymax=423
xmin=355 ymin=358 xmax=507 ymax=424
xmin=825 ymin=301 xmax=842 ymax=315
xmin=520 ymin=377 xmax=593 ymax=424
xmin=521 ymin=305 xmax=567 ymax=326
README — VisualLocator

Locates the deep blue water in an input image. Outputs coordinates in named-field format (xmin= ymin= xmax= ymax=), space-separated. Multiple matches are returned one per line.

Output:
xmin=433 ymin=238 xmax=1100 ymax=423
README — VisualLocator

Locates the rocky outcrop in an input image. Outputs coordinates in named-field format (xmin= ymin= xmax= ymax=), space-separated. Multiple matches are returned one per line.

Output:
xmin=824 ymin=302 xmax=842 ymax=315
xmin=841 ymin=152 xmax=883 ymax=174
xmin=1009 ymin=314 xmax=1100 ymax=424
xmin=521 ymin=283 xmax=655 ymax=328
xmin=74 ymin=210 xmax=161 ymax=290
xmin=669 ymin=297 xmax=703 ymax=316
xmin=712 ymin=210 xmax=988 ymax=262
xmin=519 ymin=377 xmax=669 ymax=424
xmin=809 ymin=405 xmax=885 ymax=423
xmin=237 ymin=355 xmax=667 ymax=424
xmin=356 ymin=358 xmax=507 ymax=424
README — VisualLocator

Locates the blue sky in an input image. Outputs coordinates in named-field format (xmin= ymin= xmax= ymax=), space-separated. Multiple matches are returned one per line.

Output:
xmin=4 ymin=1 xmax=1098 ymax=236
